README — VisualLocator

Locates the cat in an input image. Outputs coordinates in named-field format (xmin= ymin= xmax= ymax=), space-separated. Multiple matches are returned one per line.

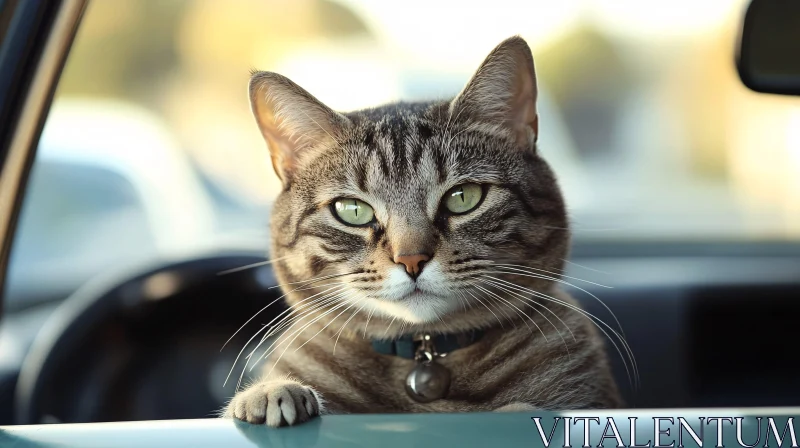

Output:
xmin=224 ymin=36 xmax=623 ymax=427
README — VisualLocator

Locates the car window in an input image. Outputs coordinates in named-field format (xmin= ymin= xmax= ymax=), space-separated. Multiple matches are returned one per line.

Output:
xmin=4 ymin=0 xmax=799 ymax=311
xmin=5 ymin=161 xmax=155 ymax=310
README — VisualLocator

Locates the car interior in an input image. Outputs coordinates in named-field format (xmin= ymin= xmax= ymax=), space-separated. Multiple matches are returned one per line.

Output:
xmin=1 ymin=0 xmax=800 ymax=436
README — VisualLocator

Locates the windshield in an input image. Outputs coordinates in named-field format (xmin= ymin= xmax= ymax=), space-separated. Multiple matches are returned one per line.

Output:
xmin=5 ymin=0 xmax=799 ymax=310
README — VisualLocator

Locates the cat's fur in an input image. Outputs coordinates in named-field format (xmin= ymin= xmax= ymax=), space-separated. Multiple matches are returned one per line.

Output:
xmin=225 ymin=36 xmax=622 ymax=427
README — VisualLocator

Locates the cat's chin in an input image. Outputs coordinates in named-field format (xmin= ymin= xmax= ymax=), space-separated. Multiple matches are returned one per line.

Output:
xmin=362 ymin=294 xmax=456 ymax=325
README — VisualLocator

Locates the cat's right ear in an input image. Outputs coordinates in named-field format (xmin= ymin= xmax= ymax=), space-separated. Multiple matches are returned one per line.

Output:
xmin=249 ymin=71 xmax=351 ymax=184
xmin=449 ymin=36 xmax=539 ymax=150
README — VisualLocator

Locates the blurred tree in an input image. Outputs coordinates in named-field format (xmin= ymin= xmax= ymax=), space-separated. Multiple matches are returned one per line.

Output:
xmin=165 ymin=0 xmax=373 ymax=205
xmin=57 ymin=0 xmax=189 ymax=105
xmin=57 ymin=0 xmax=369 ymax=107
xmin=537 ymin=23 xmax=633 ymax=106
xmin=536 ymin=23 xmax=637 ymax=160
xmin=56 ymin=0 xmax=372 ymax=207
xmin=668 ymin=23 xmax=736 ymax=180
xmin=316 ymin=0 xmax=370 ymax=37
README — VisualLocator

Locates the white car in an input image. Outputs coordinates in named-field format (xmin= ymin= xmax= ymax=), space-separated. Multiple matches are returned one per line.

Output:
xmin=5 ymin=100 xmax=216 ymax=309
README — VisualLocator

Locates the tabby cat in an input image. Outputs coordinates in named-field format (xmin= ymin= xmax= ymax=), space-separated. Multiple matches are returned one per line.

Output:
xmin=225 ymin=36 xmax=622 ymax=427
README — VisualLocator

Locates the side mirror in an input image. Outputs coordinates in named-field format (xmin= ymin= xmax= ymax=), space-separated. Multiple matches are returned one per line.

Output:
xmin=737 ymin=0 xmax=800 ymax=96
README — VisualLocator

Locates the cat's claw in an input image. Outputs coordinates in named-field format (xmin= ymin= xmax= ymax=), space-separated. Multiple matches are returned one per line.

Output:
xmin=226 ymin=380 xmax=321 ymax=427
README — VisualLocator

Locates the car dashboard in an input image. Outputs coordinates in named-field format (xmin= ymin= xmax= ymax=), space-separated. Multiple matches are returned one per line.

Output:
xmin=4 ymin=409 xmax=800 ymax=448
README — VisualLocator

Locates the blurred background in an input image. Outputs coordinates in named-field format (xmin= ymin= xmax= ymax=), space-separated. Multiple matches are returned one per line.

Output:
xmin=4 ymin=0 xmax=800 ymax=312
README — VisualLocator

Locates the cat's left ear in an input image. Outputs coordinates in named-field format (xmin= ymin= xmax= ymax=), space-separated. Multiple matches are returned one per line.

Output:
xmin=450 ymin=36 xmax=539 ymax=149
xmin=249 ymin=71 xmax=351 ymax=184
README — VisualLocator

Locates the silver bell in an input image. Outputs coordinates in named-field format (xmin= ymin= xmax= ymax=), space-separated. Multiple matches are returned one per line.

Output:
xmin=405 ymin=361 xmax=451 ymax=403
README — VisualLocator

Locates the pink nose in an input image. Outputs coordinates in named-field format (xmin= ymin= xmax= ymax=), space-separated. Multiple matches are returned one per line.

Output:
xmin=393 ymin=253 xmax=430 ymax=277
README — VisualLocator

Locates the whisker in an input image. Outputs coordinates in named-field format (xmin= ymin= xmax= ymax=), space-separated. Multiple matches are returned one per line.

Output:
xmin=493 ymin=263 xmax=613 ymax=289
xmin=562 ymin=259 xmax=611 ymax=275
xmin=221 ymin=281 xmax=345 ymax=351
xmin=488 ymin=266 xmax=626 ymax=339
xmin=570 ymin=223 xmax=629 ymax=233
xmin=268 ymin=270 xmax=361 ymax=289
xmin=462 ymin=287 xmax=506 ymax=330
xmin=363 ymin=305 xmax=377 ymax=337
xmin=483 ymin=275 xmax=639 ymax=389
xmin=239 ymin=288 xmax=352 ymax=378
xmin=516 ymin=288 xmax=636 ymax=389
xmin=467 ymin=257 xmax=563 ymax=274
xmin=262 ymin=289 xmax=360 ymax=358
xmin=478 ymin=277 xmax=574 ymax=360
xmin=293 ymin=297 xmax=363 ymax=358
xmin=467 ymin=281 xmax=516 ymax=325
xmin=263 ymin=294 xmax=361 ymax=377
xmin=480 ymin=277 xmax=577 ymax=343
xmin=483 ymin=287 xmax=516 ymax=325
xmin=258 ymin=285 xmax=349 ymax=343
xmin=224 ymin=285 xmax=347 ymax=387
xmin=292 ymin=299 xmax=357 ymax=357
xmin=240 ymin=292 xmax=352 ymax=387
xmin=255 ymin=292 xmax=349 ymax=358
xmin=251 ymin=283 xmax=350 ymax=345
xmin=223 ymin=322 xmax=272 ymax=388
xmin=454 ymin=290 xmax=469 ymax=313
xmin=332 ymin=299 xmax=368 ymax=355
xmin=471 ymin=282 xmax=539 ymax=337
xmin=216 ymin=253 xmax=304 ymax=276
xmin=382 ymin=315 xmax=398 ymax=338
xmin=435 ymin=313 xmax=453 ymax=333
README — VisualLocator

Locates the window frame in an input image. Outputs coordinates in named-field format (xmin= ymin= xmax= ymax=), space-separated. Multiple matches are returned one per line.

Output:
xmin=0 ymin=0 xmax=87 ymax=319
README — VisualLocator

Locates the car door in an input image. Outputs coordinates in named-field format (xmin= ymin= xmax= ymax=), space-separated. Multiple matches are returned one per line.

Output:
xmin=1 ymin=1 xmax=800 ymax=447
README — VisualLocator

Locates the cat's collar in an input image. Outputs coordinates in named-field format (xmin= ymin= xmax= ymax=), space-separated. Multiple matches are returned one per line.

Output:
xmin=371 ymin=330 xmax=484 ymax=360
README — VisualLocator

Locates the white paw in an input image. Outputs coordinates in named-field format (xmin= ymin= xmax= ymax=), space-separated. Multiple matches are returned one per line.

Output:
xmin=494 ymin=402 xmax=537 ymax=412
xmin=226 ymin=380 xmax=321 ymax=427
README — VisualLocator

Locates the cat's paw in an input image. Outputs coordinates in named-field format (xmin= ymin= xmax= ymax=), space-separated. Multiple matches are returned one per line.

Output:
xmin=494 ymin=402 xmax=537 ymax=412
xmin=226 ymin=380 xmax=322 ymax=427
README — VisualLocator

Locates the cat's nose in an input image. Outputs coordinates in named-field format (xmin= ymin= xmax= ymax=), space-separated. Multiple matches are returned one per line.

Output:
xmin=393 ymin=253 xmax=430 ymax=278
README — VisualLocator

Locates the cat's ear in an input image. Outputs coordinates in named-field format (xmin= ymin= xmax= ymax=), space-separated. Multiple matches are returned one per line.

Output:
xmin=450 ymin=36 xmax=539 ymax=149
xmin=249 ymin=71 xmax=351 ymax=184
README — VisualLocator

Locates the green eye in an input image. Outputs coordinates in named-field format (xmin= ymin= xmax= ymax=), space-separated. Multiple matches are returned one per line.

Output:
xmin=444 ymin=183 xmax=483 ymax=214
xmin=333 ymin=198 xmax=375 ymax=226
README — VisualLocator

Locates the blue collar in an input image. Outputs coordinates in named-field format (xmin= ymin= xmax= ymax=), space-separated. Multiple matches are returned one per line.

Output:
xmin=371 ymin=330 xmax=484 ymax=359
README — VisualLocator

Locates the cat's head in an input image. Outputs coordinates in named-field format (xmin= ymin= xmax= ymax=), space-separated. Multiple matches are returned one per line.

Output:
xmin=250 ymin=36 xmax=568 ymax=328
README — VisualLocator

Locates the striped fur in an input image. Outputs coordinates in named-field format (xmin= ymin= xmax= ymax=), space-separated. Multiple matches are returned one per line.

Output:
xmin=226 ymin=36 xmax=621 ymax=427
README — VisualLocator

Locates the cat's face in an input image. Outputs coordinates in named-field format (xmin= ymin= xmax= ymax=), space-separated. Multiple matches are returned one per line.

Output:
xmin=253 ymin=37 xmax=568 ymax=326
